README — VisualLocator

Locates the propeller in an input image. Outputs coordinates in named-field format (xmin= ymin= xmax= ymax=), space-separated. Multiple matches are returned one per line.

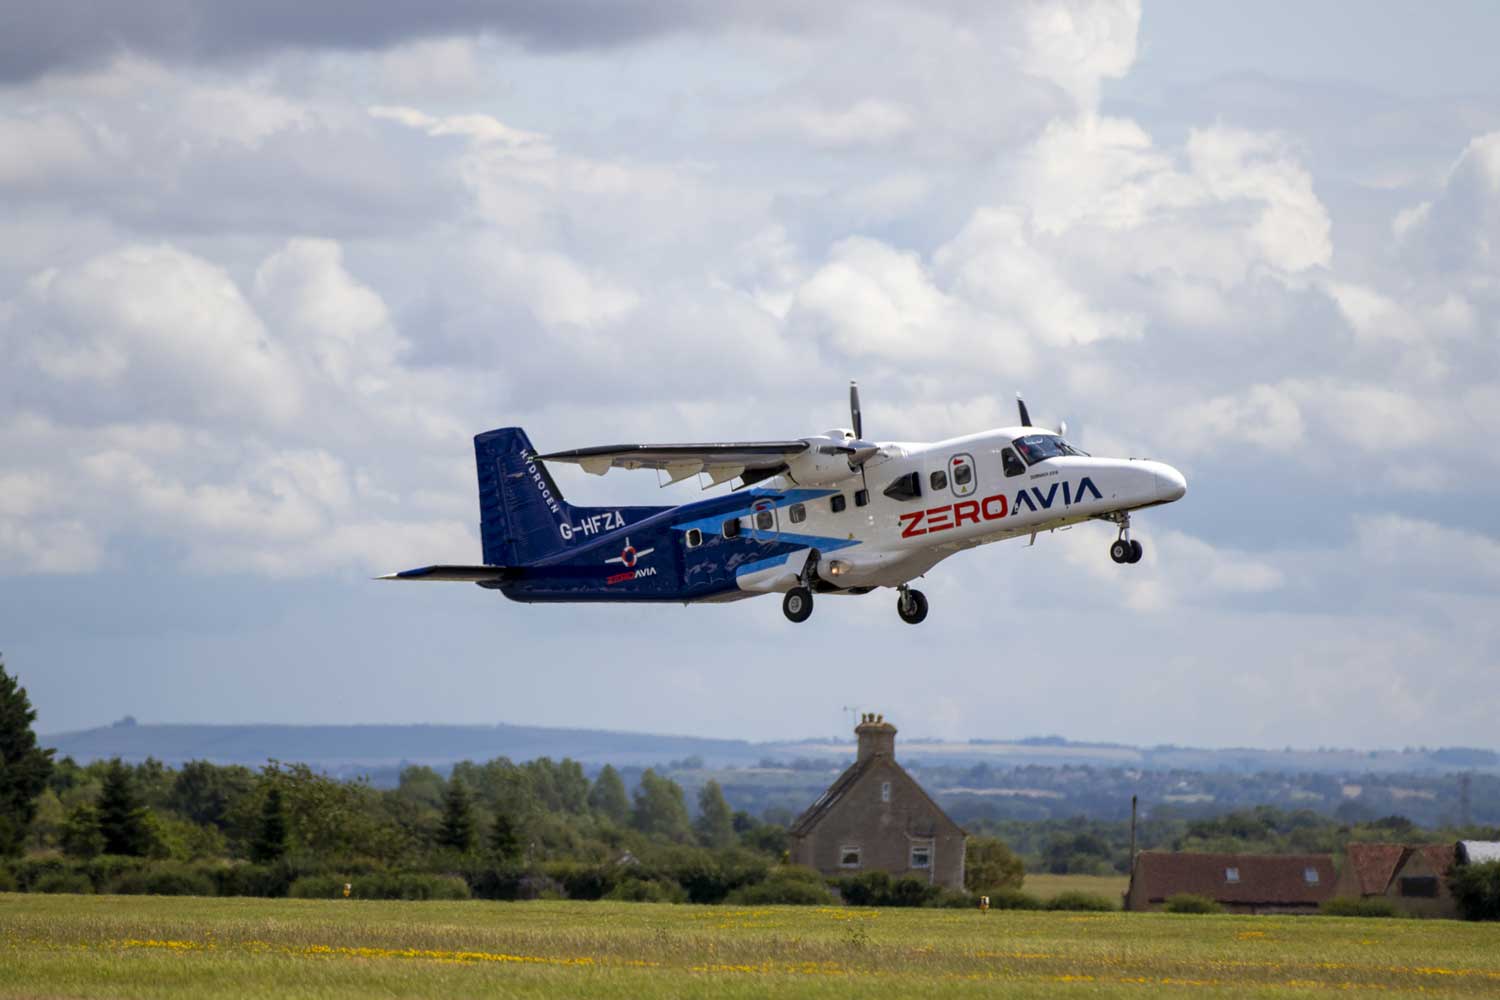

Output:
xmin=841 ymin=381 xmax=877 ymax=486
xmin=849 ymin=380 xmax=863 ymax=439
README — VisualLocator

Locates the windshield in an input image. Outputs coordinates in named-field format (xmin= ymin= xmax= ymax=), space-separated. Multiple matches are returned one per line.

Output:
xmin=1012 ymin=434 xmax=1088 ymax=465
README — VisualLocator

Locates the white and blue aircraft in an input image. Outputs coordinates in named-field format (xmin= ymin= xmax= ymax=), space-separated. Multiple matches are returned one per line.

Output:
xmin=381 ymin=385 xmax=1187 ymax=624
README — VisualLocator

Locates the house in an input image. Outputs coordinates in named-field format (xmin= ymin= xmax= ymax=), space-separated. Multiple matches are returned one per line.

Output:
xmin=1125 ymin=851 xmax=1336 ymax=914
xmin=787 ymin=713 xmax=967 ymax=891
xmin=1333 ymin=843 xmax=1458 ymax=918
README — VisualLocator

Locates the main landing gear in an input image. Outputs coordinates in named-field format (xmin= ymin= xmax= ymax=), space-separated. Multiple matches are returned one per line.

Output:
xmin=1106 ymin=512 xmax=1144 ymax=564
xmin=897 ymin=584 xmax=928 ymax=625
xmin=783 ymin=587 xmax=813 ymax=623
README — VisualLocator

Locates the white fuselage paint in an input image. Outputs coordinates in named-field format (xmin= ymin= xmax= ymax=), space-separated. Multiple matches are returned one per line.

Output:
xmin=734 ymin=424 xmax=1186 ymax=593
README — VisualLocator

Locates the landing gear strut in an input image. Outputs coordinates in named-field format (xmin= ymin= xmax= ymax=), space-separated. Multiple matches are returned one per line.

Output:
xmin=896 ymin=584 xmax=928 ymax=625
xmin=783 ymin=587 xmax=813 ymax=623
xmin=1106 ymin=512 xmax=1143 ymax=564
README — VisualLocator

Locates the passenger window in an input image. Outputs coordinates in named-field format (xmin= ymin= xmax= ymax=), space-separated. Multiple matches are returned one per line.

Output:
xmin=755 ymin=509 xmax=774 ymax=531
xmin=949 ymin=454 xmax=977 ymax=497
xmin=685 ymin=528 xmax=702 ymax=548
xmin=788 ymin=502 xmax=806 ymax=524
xmin=722 ymin=518 xmax=740 ymax=539
xmin=830 ymin=494 xmax=847 ymax=513
xmin=854 ymin=489 xmax=869 ymax=507
xmin=929 ymin=469 xmax=947 ymax=491
xmin=1002 ymin=447 xmax=1025 ymax=478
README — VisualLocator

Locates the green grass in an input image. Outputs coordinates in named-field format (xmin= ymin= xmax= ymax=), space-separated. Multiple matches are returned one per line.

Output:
xmin=4 ymin=893 xmax=1500 ymax=998
xmin=1022 ymin=872 xmax=1129 ymax=904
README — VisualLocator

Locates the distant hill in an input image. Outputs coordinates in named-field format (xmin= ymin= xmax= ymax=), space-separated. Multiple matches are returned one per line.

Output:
xmin=42 ymin=719 xmax=1500 ymax=781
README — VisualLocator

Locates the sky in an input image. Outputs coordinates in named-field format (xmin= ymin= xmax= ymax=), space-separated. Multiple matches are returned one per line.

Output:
xmin=2 ymin=1 xmax=1498 ymax=749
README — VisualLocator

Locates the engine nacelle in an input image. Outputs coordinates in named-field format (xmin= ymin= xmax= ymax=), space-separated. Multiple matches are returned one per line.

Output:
xmin=784 ymin=445 xmax=858 ymax=486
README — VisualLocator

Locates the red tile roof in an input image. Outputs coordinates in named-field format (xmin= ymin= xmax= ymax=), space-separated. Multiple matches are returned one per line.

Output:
xmin=1343 ymin=843 xmax=1407 ymax=895
xmin=1131 ymin=852 xmax=1336 ymax=906
xmin=1407 ymin=843 xmax=1456 ymax=877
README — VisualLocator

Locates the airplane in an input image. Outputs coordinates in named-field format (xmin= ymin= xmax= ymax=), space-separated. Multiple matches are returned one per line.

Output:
xmin=380 ymin=384 xmax=1187 ymax=624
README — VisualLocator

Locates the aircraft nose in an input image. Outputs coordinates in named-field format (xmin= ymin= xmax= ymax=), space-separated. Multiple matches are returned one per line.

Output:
xmin=1154 ymin=464 xmax=1187 ymax=503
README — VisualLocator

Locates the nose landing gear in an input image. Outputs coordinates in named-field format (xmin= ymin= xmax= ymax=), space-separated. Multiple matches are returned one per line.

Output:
xmin=1105 ymin=512 xmax=1144 ymax=564
xmin=896 ymin=584 xmax=928 ymax=624
xmin=782 ymin=587 xmax=813 ymax=623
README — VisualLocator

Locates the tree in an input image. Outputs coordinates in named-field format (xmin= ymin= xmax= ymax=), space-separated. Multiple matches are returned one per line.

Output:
xmin=437 ymin=778 xmax=476 ymax=852
xmin=250 ymin=786 xmax=288 ymax=863
xmin=1450 ymin=861 xmax=1500 ymax=921
xmin=965 ymin=836 xmax=1026 ymax=893
xmin=631 ymin=769 xmax=692 ymax=841
xmin=588 ymin=765 xmax=629 ymax=824
xmin=694 ymin=780 xmax=735 ymax=849
xmin=169 ymin=760 xmax=253 ymax=829
xmin=489 ymin=811 xmax=522 ymax=863
xmin=0 ymin=657 xmax=55 ymax=855
xmin=97 ymin=759 xmax=151 ymax=856
xmin=61 ymin=803 xmax=105 ymax=858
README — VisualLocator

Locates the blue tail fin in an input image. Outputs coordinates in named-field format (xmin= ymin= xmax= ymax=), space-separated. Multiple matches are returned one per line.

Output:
xmin=475 ymin=427 xmax=668 ymax=566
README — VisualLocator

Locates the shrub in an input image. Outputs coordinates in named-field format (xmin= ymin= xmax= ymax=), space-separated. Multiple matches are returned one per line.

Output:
xmin=1045 ymin=891 xmax=1116 ymax=912
xmin=835 ymin=871 xmax=941 ymax=907
xmin=1322 ymin=897 xmax=1399 ymax=918
xmin=110 ymin=864 xmax=216 ymax=897
xmin=211 ymin=862 xmax=297 ymax=899
xmin=33 ymin=871 xmax=94 ymax=894
xmin=462 ymin=863 xmax=557 ymax=901
xmin=0 ymin=866 xmax=17 ymax=893
xmin=603 ymin=876 xmax=686 ymax=903
xmin=544 ymin=862 xmax=617 ymax=901
xmin=724 ymin=867 xmax=835 ymax=906
xmin=289 ymin=873 xmax=470 ymax=901
xmin=1450 ymin=861 xmax=1500 ymax=921
xmin=1163 ymin=893 xmax=1222 ymax=914
xmin=982 ymin=888 xmax=1043 ymax=910
xmin=930 ymin=889 xmax=981 ymax=909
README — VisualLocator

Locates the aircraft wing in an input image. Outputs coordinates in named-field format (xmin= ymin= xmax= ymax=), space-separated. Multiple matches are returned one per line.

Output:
xmin=538 ymin=440 xmax=809 ymax=486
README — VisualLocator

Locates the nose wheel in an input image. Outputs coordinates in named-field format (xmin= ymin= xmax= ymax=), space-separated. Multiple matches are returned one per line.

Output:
xmin=782 ymin=587 xmax=813 ymax=623
xmin=896 ymin=585 xmax=928 ymax=624
xmin=1105 ymin=512 xmax=1144 ymax=564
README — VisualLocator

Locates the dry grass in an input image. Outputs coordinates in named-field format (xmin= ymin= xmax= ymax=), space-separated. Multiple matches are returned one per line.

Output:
xmin=1022 ymin=872 xmax=1130 ymax=903
xmin=4 ymin=892 xmax=1500 ymax=998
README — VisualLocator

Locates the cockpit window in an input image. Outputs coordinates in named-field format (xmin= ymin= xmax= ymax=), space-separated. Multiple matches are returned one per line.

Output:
xmin=1011 ymin=434 xmax=1087 ymax=465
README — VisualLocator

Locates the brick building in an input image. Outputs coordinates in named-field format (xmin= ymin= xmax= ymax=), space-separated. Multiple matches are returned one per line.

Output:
xmin=788 ymin=713 xmax=967 ymax=891
xmin=1125 ymin=851 xmax=1336 ymax=914
xmin=1333 ymin=843 xmax=1459 ymax=918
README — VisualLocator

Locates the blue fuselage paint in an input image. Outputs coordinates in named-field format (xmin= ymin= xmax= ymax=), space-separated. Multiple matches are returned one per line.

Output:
xmin=484 ymin=488 xmax=848 ymax=604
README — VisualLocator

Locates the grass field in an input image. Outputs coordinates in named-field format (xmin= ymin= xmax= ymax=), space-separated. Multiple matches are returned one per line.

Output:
xmin=1021 ymin=872 xmax=1130 ymax=903
xmin=4 ymin=893 xmax=1500 ymax=999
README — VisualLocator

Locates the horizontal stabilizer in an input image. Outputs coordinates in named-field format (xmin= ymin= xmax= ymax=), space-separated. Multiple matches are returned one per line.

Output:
xmin=377 ymin=564 xmax=515 ymax=582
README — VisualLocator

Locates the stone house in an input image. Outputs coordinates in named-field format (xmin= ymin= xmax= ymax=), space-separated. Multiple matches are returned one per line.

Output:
xmin=1334 ymin=843 xmax=1459 ymax=918
xmin=788 ymin=713 xmax=967 ymax=892
xmin=1125 ymin=851 xmax=1336 ymax=914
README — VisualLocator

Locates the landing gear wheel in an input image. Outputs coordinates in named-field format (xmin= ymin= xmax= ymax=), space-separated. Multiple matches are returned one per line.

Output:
xmin=1128 ymin=539 xmax=1143 ymax=564
xmin=783 ymin=587 xmax=813 ymax=623
xmin=897 ymin=588 xmax=929 ymax=625
xmin=1110 ymin=539 xmax=1131 ymax=564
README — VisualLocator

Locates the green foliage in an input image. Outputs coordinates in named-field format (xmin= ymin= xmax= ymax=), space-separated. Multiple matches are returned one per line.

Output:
xmin=169 ymin=761 xmax=254 ymax=829
xmin=33 ymin=871 xmax=94 ymax=894
xmin=632 ymin=769 xmax=692 ymax=842
xmin=250 ymin=787 xmax=288 ymax=863
xmin=1044 ymin=891 xmax=1116 ymax=911
xmin=965 ymin=836 xmax=1026 ymax=893
xmin=588 ymin=765 xmax=630 ymax=824
xmin=61 ymin=803 xmax=105 ymax=858
xmin=488 ymin=811 xmax=522 ymax=862
xmin=289 ymin=873 xmax=470 ymax=901
xmin=1163 ymin=893 xmax=1223 ymax=914
xmin=259 ymin=762 xmax=405 ymax=863
xmin=1322 ymin=897 xmax=1400 ymax=918
xmin=694 ymin=780 xmax=735 ymax=849
xmin=982 ymin=888 xmax=1044 ymax=910
xmin=604 ymin=875 xmax=687 ymax=903
xmin=724 ymin=866 xmax=835 ymax=905
xmin=0 ymin=865 xmax=15 ymax=892
xmin=97 ymin=759 xmax=153 ymax=857
xmin=436 ymin=779 xmax=476 ymax=852
xmin=1449 ymin=860 xmax=1500 ymax=921
xmin=0 ymin=657 xmax=55 ymax=856
xmin=110 ymin=863 xmax=216 ymax=897
xmin=835 ymin=871 xmax=941 ymax=907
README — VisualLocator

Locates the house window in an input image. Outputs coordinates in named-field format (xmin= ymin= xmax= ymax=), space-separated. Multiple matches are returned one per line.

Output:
xmin=840 ymin=846 xmax=862 ymax=868
xmin=722 ymin=518 xmax=740 ymax=539
xmin=1400 ymin=876 xmax=1438 ymax=898
xmin=880 ymin=781 xmax=891 ymax=803
xmin=788 ymin=502 xmax=806 ymax=524
xmin=910 ymin=844 xmax=932 ymax=869
xmin=1224 ymin=867 xmax=1240 ymax=883
xmin=830 ymin=494 xmax=846 ymax=513
xmin=685 ymin=528 xmax=702 ymax=548
xmin=1304 ymin=867 xmax=1320 ymax=885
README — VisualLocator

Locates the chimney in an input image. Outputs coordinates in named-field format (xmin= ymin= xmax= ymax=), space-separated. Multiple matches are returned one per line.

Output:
xmin=855 ymin=712 xmax=897 ymax=762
